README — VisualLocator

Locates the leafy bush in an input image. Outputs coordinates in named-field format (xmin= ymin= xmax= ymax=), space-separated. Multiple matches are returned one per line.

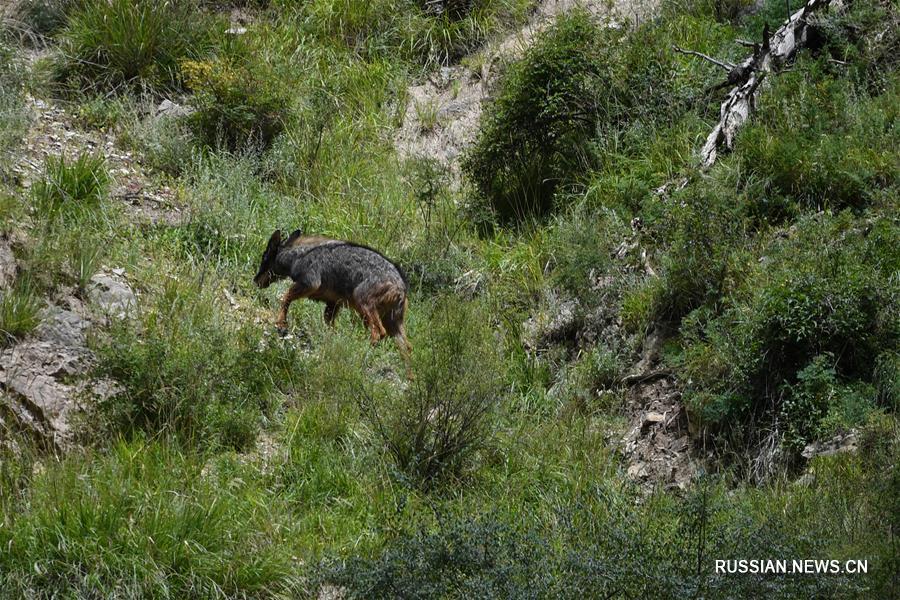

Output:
xmin=182 ymin=56 xmax=292 ymax=151
xmin=32 ymin=152 xmax=109 ymax=216
xmin=95 ymin=278 xmax=299 ymax=450
xmin=736 ymin=64 xmax=898 ymax=213
xmin=315 ymin=487 xmax=867 ymax=599
xmin=780 ymin=355 xmax=878 ymax=451
xmin=54 ymin=0 xmax=219 ymax=93
xmin=548 ymin=206 xmax=628 ymax=299
xmin=463 ymin=11 xmax=690 ymax=222
xmin=681 ymin=212 xmax=899 ymax=448
xmin=630 ymin=176 xmax=752 ymax=327
xmin=360 ymin=299 xmax=503 ymax=488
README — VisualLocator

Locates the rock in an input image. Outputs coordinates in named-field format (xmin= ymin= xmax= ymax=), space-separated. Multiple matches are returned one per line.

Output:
xmin=621 ymin=376 xmax=699 ymax=492
xmin=0 ymin=340 xmax=91 ymax=450
xmin=35 ymin=305 xmax=91 ymax=347
xmin=318 ymin=585 xmax=347 ymax=600
xmin=87 ymin=271 xmax=136 ymax=319
xmin=0 ymin=236 xmax=17 ymax=290
xmin=453 ymin=269 xmax=484 ymax=299
xmin=155 ymin=99 xmax=194 ymax=119
xmin=0 ymin=295 xmax=119 ymax=451
xmin=801 ymin=430 xmax=858 ymax=460
xmin=641 ymin=411 xmax=666 ymax=430
xmin=522 ymin=295 xmax=580 ymax=351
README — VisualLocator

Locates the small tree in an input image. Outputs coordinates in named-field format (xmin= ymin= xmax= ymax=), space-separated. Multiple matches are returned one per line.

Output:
xmin=360 ymin=299 xmax=503 ymax=488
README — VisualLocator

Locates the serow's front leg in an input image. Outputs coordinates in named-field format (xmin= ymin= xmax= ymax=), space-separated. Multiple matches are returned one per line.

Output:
xmin=275 ymin=282 xmax=310 ymax=336
xmin=323 ymin=302 xmax=341 ymax=327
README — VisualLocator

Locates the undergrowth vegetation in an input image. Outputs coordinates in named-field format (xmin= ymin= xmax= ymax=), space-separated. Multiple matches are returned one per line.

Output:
xmin=0 ymin=0 xmax=897 ymax=596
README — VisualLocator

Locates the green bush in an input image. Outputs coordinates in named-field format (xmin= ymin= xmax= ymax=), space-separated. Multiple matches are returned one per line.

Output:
xmin=681 ymin=212 xmax=899 ymax=447
xmin=360 ymin=298 xmax=503 ymax=488
xmin=548 ymin=206 xmax=628 ymax=299
xmin=95 ymin=278 xmax=299 ymax=450
xmin=182 ymin=56 xmax=292 ymax=151
xmin=54 ymin=0 xmax=219 ymax=93
xmin=736 ymin=64 xmax=898 ymax=213
xmin=631 ymin=177 xmax=752 ymax=327
xmin=780 ymin=355 xmax=878 ymax=451
xmin=32 ymin=152 xmax=109 ymax=216
xmin=463 ymin=11 xmax=690 ymax=222
xmin=314 ymin=490 xmax=866 ymax=599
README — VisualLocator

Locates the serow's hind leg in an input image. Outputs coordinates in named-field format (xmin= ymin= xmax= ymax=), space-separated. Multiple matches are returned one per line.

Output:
xmin=393 ymin=325 xmax=412 ymax=359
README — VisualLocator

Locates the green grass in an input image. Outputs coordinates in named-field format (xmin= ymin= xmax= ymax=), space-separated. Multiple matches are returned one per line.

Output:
xmin=32 ymin=152 xmax=109 ymax=215
xmin=0 ymin=0 xmax=897 ymax=596
xmin=0 ymin=276 xmax=41 ymax=343
xmin=53 ymin=0 xmax=221 ymax=93
xmin=0 ymin=42 xmax=27 ymax=182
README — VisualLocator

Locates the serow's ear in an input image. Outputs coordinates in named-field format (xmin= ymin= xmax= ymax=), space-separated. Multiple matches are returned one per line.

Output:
xmin=267 ymin=229 xmax=282 ymax=251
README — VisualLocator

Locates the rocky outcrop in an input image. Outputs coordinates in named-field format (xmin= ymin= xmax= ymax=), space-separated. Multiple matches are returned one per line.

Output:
xmin=621 ymin=376 xmax=698 ymax=491
xmin=0 ymin=235 xmax=17 ymax=290
xmin=620 ymin=328 xmax=703 ymax=492
xmin=0 ymin=272 xmax=134 ymax=452
xmin=12 ymin=95 xmax=184 ymax=225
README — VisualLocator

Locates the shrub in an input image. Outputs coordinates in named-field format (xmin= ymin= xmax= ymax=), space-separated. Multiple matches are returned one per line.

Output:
xmin=95 ymin=278 xmax=299 ymax=450
xmin=680 ymin=212 xmax=899 ymax=448
xmin=736 ymin=64 xmax=898 ymax=213
xmin=547 ymin=206 xmax=628 ymax=299
xmin=463 ymin=11 xmax=689 ymax=222
xmin=632 ymin=177 xmax=751 ymax=327
xmin=182 ymin=56 xmax=292 ymax=151
xmin=314 ymin=490 xmax=866 ymax=599
xmin=780 ymin=354 xmax=878 ymax=451
xmin=32 ymin=152 xmax=109 ymax=216
xmin=54 ymin=0 xmax=219 ymax=93
xmin=359 ymin=298 xmax=503 ymax=488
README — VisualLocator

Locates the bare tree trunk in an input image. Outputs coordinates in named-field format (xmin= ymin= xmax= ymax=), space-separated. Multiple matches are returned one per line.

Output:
xmin=699 ymin=0 xmax=840 ymax=168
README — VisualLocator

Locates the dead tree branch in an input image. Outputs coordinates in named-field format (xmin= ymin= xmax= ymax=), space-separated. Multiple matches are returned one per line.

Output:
xmin=697 ymin=0 xmax=841 ymax=168
xmin=672 ymin=46 xmax=735 ymax=71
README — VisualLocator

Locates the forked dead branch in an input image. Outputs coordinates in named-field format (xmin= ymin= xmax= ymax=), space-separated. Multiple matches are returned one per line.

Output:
xmin=676 ymin=0 xmax=841 ymax=167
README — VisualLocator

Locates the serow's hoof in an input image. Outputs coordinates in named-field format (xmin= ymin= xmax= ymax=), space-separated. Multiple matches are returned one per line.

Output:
xmin=276 ymin=326 xmax=288 ymax=337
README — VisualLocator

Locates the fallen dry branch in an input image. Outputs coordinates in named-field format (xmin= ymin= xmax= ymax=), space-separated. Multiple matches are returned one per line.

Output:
xmin=687 ymin=0 xmax=839 ymax=168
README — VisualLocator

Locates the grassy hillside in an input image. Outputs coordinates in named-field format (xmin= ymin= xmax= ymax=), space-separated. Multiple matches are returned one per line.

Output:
xmin=0 ymin=0 xmax=897 ymax=597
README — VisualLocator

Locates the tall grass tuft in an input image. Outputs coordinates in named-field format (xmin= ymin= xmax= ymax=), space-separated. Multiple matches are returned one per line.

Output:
xmin=0 ymin=276 xmax=41 ymax=344
xmin=32 ymin=152 xmax=108 ymax=216
xmin=0 ymin=441 xmax=302 ymax=597
xmin=54 ymin=0 xmax=219 ymax=93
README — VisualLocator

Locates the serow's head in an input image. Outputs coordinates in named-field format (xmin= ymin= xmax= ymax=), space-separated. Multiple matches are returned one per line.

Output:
xmin=254 ymin=230 xmax=283 ymax=288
